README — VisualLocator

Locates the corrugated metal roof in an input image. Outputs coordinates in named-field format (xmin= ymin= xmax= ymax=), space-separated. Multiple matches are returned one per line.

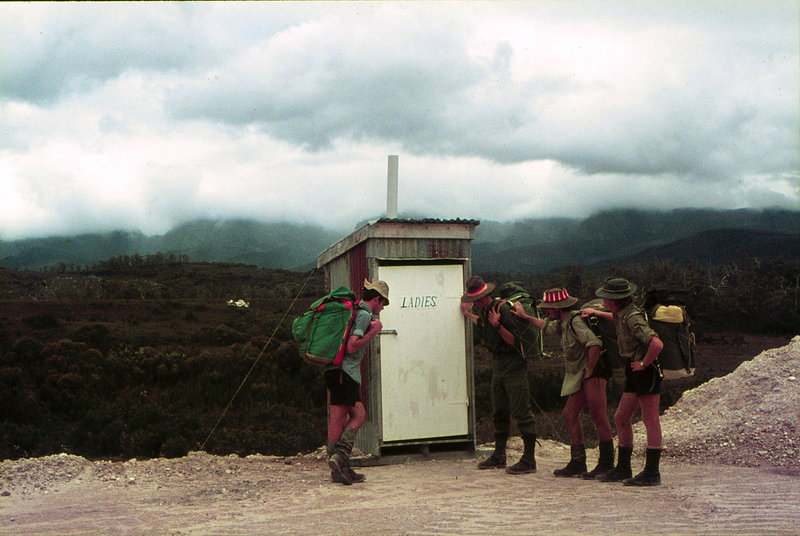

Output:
xmin=317 ymin=218 xmax=479 ymax=268
xmin=375 ymin=217 xmax=481 ymax=225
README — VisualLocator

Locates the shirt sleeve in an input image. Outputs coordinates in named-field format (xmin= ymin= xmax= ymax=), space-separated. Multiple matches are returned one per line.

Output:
xmin=626 ymin=311 xmax=657 ymax=346
xmin=570 ymin=316 xmax=602 ymax=348
xmin=350 ymin=309 xmax=371 ymax=338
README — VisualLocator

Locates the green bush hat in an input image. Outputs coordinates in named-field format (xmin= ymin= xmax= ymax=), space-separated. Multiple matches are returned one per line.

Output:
xmin=461 ymin=275 xmax=495 ymax=302
xmin=595 ymin=277 xmax=638 ymax=299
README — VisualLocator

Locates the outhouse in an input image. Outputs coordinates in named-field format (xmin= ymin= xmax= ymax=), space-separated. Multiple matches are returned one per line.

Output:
xmin=316 ymin=217 xmax=480 ymax=462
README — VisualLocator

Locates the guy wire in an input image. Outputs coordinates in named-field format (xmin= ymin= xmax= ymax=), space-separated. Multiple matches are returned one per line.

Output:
xmin=530 ymin=393 xmax=567 ymax=444
xmin=200 ymin=266 xmax=318 ymax=452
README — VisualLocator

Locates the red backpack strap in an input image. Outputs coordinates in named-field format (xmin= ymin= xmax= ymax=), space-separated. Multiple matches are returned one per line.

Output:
xmin=332 ymin=301 xmax=360 ymax=367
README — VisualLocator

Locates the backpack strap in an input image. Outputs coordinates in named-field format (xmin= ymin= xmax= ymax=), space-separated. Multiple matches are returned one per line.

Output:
xmin=622 ymin=307 xmax=647 ymax=325
xmin=566 ymin=310 xmax=584 ymax=336
xmin=332 ymin=299 xmax=360 ymax=367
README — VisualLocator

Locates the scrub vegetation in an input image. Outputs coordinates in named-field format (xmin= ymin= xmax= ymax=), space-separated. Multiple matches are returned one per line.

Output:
xmin=1 ymin=254 xmax=797 ymax=460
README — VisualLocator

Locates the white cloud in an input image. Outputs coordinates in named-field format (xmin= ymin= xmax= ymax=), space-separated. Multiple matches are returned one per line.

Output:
xmin=0 ymin=1 xmax=797 ymax=241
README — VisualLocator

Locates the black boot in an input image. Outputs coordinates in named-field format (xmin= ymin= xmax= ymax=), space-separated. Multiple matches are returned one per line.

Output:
xmin=624 ymin=448 xmax=662 ymax=487
xmin=506 ymin=433 xmax=537 ymax=474
xmin=582 ymin=440 xmax=615 ymax=480
xmin=328 ymin=438 xmax=366 ymax=484
xmin=332 ymin=466 xmax=366 ymax=484
xmin=596 ymin=445 xmax=632 ymax=482
xmin=329 ymin=428 xmax=357 ymax=485
xmin=553 ymin=444 xmax=587 ymax=477
xmin=478 ymin=433 xmax=508 ymax=469
xmin=346 ymin=467 xmax=366 ymax=483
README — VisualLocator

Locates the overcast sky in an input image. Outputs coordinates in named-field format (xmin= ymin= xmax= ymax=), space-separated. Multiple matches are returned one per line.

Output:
xmin=1 ymin=1 xmax=798 ymax=240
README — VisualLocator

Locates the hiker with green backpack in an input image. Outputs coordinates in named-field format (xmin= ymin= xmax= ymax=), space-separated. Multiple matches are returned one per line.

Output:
xmin=460 ymin=276 xmax=542 ymax=475
xmin=324 ymin=280 xmax=390 ymax=486
xmin=511 ymin=287 xmax=616 ymax=480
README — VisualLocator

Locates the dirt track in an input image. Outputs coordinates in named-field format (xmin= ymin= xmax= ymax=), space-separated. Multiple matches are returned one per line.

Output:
xmin=2 ymin=441 xmax=799 ymax=536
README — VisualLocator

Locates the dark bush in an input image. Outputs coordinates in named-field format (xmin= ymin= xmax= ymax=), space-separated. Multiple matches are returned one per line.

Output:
xmin=193 ymin=324 xmax=247 ymax=346
xmin=72 ymin=324 xmax=114 ymax=353
xmin=22 ymin=314 xmax=59 ymax=330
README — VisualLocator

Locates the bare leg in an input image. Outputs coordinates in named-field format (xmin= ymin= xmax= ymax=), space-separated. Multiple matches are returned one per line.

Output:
xmin=562 ymin=390 xmax=587 ymax=445
xmin=614 ymin=393 xmax=640 ymax=447
xmin=584 ymin=377 xmax=613 ymax=442
xmin=638 ymin=394 xmax=662 ymax=448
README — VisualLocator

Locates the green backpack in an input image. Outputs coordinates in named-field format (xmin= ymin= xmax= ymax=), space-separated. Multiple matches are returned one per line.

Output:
xmin=493 ymin=281 xmax=543 ymax=360
xmin=292 ymin=286 xmax=358 ymax=367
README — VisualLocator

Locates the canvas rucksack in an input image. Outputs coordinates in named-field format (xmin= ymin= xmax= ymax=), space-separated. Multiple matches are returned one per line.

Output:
xmin=578 ymin=299 xmax=624 ymax=370
xmin=567 ymin=308 xmax=622 ymax=373
xmin=493 ymin=281 xmax=543 ymax=360
xmin=292 ymin=286 xmax=358 ymax=367
xmin=644 ymin=289 xmax=697 ymax=380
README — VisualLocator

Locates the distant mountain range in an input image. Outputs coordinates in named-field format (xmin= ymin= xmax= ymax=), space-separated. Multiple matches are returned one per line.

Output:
xmin=0 ymin=219 xmax=343 ymax=272
xmin=471 ymin=208 xmax=799 ymax=273
xmin=1 ymin=208 xmax=797 ymax=274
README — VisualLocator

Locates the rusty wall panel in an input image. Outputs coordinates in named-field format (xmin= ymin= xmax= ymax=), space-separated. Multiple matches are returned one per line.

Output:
xmin=346 ymin=241 xmax=371 ymax=405
xmin=367 ymin=238 xmax=471 ymax=260
xmin=348 ymin=241 xmax=369 ymax=297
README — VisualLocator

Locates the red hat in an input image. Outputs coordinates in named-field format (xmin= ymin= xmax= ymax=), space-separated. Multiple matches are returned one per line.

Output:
xmin=540 ymin=287 xmax=579 ymax=309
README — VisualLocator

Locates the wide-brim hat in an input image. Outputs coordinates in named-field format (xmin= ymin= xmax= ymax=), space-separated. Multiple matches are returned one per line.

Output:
xmin=461 ymin=275 xmax=495 ymax=303
xmin=595 ymin=277 xmax=638 ymax=300
xmin=364 ymin=279 xmax=390 ymax=305
xmin=540 ymin=287 xmax=579 ymax=309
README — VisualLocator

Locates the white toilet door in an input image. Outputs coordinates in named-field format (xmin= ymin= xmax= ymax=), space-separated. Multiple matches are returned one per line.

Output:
xmin=376 ymin=263 xmax=469 ymax=442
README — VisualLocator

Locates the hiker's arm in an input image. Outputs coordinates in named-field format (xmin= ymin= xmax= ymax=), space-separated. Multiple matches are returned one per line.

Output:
xmin=584 ymin=344 xmax=601 ymax=378
xmin=488 ymin=307 xmax=516 ymax=347
xmin=632 ymin=336 xmax=663 ymax=371
xmin=582 ymin=308 xmax=614 ymax=322
xmin=346 ymin=318 xmax=383 ymax=353
xmin=460 ymin=302 xmax=479 ymax=325
xmin=510 ymin=302 xmax=544 ymax=329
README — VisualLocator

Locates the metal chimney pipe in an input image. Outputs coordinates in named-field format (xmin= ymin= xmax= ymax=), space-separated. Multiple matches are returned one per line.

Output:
xmin=387 ymin=155 xmax=399 ymax=219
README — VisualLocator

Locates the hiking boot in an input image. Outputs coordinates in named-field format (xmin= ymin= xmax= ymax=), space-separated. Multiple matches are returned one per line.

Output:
xmin=596 ymin=446 xmax=633 ymax=482
xmin=623 ymin=448 xmax=662 ymax=487
xmin=506 ymin=457 xmax=537 ymax=474
xmin=328 ymin=427 xmax=358 ymax=485
xmin=328 ymin=452 xmax=352 ymax=485
xmin=348 ymin=467 xmax=366 ymax=483
xmin=331 ymin=467 xmax=366 ymax=484
xmin=477 ymin=453 xmax=507 ymax=469
xmin=553 ymin=444 xmax=587 ymax=477
xmin=623 ymin=470 xmax=661 ymax=486
xmin=506 ymin=433 xmax=537 ymax=475
xmin=596 ymin=465 xmax=632 ymax=482
xmin=478 ymin=433 xmax=508 ymax=469
xmin=582 ymin=440 xmax=615 ymax=480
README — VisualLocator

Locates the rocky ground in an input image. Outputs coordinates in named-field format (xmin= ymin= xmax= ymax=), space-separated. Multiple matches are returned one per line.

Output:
xmin=634 ymin=335 xmax=800 ymax=474
xmin=2 ymin=338 xmax=799 ymax=535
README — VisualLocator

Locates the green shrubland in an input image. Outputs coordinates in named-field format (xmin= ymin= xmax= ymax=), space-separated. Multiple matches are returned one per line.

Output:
xmin=0 ymin=254 xmax=796 ymax=460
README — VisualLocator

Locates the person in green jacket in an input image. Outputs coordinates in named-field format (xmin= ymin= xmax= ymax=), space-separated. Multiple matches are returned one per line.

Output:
xmin=460 ymin=275 xmax=540 ymax=474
